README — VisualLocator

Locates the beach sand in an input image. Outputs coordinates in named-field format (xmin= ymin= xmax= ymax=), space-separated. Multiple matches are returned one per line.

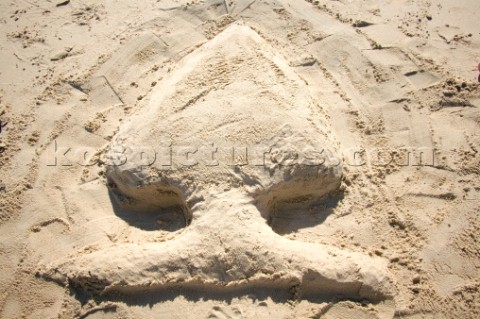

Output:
xmin=0 ymin=0 xmax=479 ymax=318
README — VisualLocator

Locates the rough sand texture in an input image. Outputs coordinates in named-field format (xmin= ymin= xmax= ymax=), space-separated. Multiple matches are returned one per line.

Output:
xmin=0 ymin=0 xmax=479 ymax=318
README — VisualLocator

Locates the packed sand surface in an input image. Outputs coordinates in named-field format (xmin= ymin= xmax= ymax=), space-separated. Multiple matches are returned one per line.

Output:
xmin=0 ymin=0 xmax=479 ymax=318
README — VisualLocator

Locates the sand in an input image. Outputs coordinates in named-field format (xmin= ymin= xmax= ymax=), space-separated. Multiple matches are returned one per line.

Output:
xmin=0 ymin=0 xmax=479 ymax=318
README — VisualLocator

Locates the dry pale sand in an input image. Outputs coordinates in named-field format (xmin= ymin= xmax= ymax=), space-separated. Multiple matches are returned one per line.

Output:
xmin=0 ymin=0 xmax=479 ymax=318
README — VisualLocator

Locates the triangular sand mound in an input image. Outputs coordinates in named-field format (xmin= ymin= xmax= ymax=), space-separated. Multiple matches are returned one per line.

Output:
xmin=105 ymin=23 xmax=342 ymax=218
xmin=40 ymin=23 xmax=393 ymax=305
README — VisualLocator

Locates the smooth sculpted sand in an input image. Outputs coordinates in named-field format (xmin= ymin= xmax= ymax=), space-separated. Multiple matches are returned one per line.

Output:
xmin=0 ymin=0 xmax=479 ymax=318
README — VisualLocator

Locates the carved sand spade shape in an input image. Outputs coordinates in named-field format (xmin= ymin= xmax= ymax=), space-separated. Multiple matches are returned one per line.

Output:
xmin=40 ymin=24 xmax=393 ymax=303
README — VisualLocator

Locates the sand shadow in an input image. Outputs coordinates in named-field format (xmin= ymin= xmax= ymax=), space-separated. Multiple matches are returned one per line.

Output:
xmin=68 ymin=280 xmax=379 ymax=308
xmin=268 ymin=192 xmax=345 ymax=235
xmin=107 ymin=188 xmax=189 ymax=232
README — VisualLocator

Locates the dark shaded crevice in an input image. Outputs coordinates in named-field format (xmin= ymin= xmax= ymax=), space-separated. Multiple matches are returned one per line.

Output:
xmin=106 ymin=176 xmax=192 ymax=232
xmin=266 ymin=191 xmax=345 ymax=235
xmin=67 ymin=278 xmax=388 ymax=307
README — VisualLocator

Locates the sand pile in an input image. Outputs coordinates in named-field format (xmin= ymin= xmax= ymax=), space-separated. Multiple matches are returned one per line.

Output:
xmin=40 ymin=23 xmax=392 ymax=306
xmin=0 ymin=0 xmax=479 ymax=318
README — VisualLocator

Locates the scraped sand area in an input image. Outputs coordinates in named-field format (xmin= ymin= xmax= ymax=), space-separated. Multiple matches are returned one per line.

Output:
xmin=0 ymin=0 xmax=479 ymax=318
